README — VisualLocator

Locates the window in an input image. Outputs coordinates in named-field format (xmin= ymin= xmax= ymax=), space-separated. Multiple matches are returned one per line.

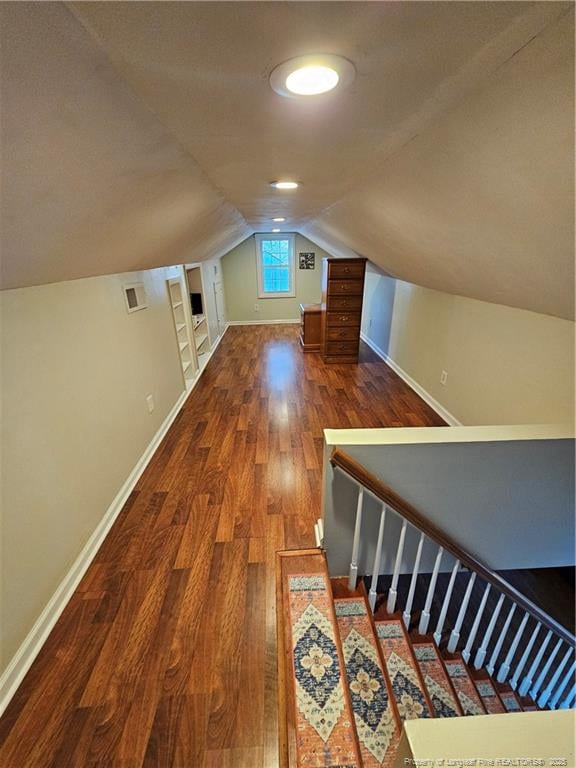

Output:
xmin=256 ymin=234 xmax=296 ymax=298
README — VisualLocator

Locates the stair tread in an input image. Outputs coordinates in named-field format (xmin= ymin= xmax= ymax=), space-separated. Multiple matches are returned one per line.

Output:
xmin=494 ymin=683 xmax=524 ymax=713
xmin=334 ymin=596 xmax=401 ymax=768
xmin=443 ymin=655 xmax=488 ymax=716
xmin=471 ymin=676 xmax=507 ymax=714
xmin=499 ymin=691 xmax=523 ymax=712
xmin=412 ymin=640 xmax=464 ymax=717
xmin=374 ymin=617 xmax=435 ymax=721
xmin=283 ymin=562 xmax=362 ymax=767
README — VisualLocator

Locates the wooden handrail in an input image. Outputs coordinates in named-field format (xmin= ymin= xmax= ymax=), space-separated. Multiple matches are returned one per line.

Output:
xmin=330 ymin=448 xmax=576 ymax=647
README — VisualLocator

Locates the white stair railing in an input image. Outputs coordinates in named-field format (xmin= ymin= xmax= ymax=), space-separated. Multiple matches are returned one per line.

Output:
xmin=433 ymin=557 xmax=460 ymax=645
xmin=418 ymin=545 xmax=443 ymax=635
xmin=403 ymin=532 xmax=424 ymax=628
xmin=368 ymin=504 xmax=387 ymax=611
xmin=330 ymin=448 xmax=576 ymax=711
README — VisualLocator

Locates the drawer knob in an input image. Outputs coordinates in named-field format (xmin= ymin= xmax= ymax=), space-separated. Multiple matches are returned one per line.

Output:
xmin=343 ymin=266 xmax=350 ymax=273
xmin=340 ymin=315 xmax=349 ymax=321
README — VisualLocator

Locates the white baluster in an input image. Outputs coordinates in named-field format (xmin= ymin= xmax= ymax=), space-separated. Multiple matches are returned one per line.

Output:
xmin=386 ymin=519 xmax=407 ymax=614
xmin=433 ymin=558 xmax=460 ymax=645
xmin=447 ymin=571 xmax=476 ymax=653
xmin=531 ymin=638 xmax=563 ymax=699
xmin=559 ymin=684 xmax=576 ymax=709
xmin=403 ymin=532 xmax=424 ymax=628
xmin=510 ymin=622 xmax=541 ymax=690
xmin=368 ymin=504 xmax=387 ymax=612
xmin=546 ymin=657 xmax=576 ymax=710
xmin=518 ymin=629 xmax=552 ymax=696
xmin=497 ymin=611 xmax=529 ymax=683
xmin=474 ymin=593 xmax=505 ymax=670
xmin=418 ymin=546 xmax=443 ymax=635
xmin=462 ymin=583 xmax=490 ymax=663
xmin=538 ymin=646 xmax=572 ymax=707
xmin=487 ymin=603 xmax=516 ymax=676
xmin=348 ymin=487 xmax=364 ymax=590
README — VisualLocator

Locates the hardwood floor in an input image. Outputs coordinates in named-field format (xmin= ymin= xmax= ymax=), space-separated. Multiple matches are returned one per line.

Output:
xmin=0 ymin=325 xmax=445 ymax=768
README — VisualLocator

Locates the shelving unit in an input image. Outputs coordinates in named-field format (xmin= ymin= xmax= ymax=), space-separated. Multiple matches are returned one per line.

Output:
xmin=167 ymin=278 xmax=196 ymax=388
xmin=186 ymin=266 xmax=211 ymax=367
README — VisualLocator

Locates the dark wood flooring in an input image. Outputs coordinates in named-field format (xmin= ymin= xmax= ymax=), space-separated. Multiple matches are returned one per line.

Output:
xmin=0 ymin=325 xmax=446 ymax=768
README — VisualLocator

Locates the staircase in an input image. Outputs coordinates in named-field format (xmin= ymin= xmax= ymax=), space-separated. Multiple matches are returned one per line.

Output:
xmin=278 ymin=551 xmax=548 ymax=768
xmin=277 ymin=449 xmax=575 ymax=768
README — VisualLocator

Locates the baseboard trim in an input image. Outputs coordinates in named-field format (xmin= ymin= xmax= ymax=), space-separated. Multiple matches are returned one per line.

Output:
xmin=0 ymin=326 xmax=228 ymax=717
xmin=360 ymin=332 xmax=462 ymax=426
xmin=226 ymin=319 xmax=299 ymax=326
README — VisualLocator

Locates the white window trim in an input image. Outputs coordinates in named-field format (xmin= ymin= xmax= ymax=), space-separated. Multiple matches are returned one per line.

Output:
xmin=255 ymin=233 xmax=296 ymax=299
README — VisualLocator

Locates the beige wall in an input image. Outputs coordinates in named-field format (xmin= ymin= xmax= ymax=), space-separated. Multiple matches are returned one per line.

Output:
xmin=0 ymin=267 xmax=187 ymax=671
xmin=396 ymin=709 xmax=575 ymax=767
xmin=221 ymin=234 xmax=329 ymax=322
xmin=361 ymin=265 xmax=575 ymax=425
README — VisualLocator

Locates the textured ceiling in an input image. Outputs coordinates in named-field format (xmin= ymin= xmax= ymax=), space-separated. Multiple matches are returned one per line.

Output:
xmin=1 ymin=2 xmax=574 ymax=319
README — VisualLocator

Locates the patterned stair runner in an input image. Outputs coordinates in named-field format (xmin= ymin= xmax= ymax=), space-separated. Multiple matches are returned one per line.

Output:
xmin=334 ymin=598 xmax=401 ymax=768
xmin=287 ymin=574 xmax=361 ymax=768
xmin=473 ymin=677 xmax=506 ymax=714
xmin=444 ymin=657 xmax=487 ymax=716
xmin=375 ymin=618 xmax=434 ymax=721
xmin=499 ymin=690 xmax=523 ymax=712
xmin=413 ymin=642 xmax=463 ymax=718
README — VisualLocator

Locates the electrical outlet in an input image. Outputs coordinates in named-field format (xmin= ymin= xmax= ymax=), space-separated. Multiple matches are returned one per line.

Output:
xmin=254 ymin=303 xmax=259 ymax=312
xmin=440 ymin=370 xmax=448 ymax=386
xmin=369 ymin=318 xmax=373 ymax=328
xmin=146 ymin=394 xmax=155 ymax=413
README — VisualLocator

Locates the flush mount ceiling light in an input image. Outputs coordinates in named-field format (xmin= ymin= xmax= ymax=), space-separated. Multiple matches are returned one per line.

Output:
xmin=273 ymin=217 xmax=286 ymax=222
xmin=270 ymin=181 xmax=299 ymax=190
xmin=272 ymin=228 xmax=281 ymax=233
xmin=270 ymin=54 xmax=355 ymax=98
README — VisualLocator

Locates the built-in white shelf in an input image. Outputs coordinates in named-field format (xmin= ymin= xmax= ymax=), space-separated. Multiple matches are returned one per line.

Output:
xmin=168 ymin=276 xmax=196 ymax=383
xmin=195 ymin=332 xmax=208 ymax=350
xmin=192 ymin=314 xmax=206 ymax=329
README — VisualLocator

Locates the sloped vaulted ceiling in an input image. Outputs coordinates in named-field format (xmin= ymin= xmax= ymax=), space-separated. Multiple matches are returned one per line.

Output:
xmin=1 ymin=2 xmax=574 ymax=320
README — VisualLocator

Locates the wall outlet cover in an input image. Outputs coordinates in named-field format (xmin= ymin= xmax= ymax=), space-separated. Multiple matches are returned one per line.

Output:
xmin=146 ymin=394 xmax=155 ymax=413
xmin=440 ymin=370 xmax=448 ymax=385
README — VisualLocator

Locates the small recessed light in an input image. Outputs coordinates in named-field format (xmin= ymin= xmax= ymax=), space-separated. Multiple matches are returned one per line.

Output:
xmin=270 ymin=181 xmax=299 ymax=190
xmin=270 ymin=54 xmax=355 ymax=99
xmin=286 ymin=65 xmax=339 ymax=96
xmin=272 ymin=228 xmax=281 ymax=233
xmin=273 ymin=217 xmax=286 ymax=222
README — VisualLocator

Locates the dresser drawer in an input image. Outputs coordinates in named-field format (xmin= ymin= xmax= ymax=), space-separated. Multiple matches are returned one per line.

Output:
xmin=325 ymin=326 xmax=359 ymax=341
xmin=326 ymin=311 xmax=361 ymax=327
xmin=328 ymin=279 xmax=364 ymax=295
xmin=328 ymin=261 xmax=366 ymax=279
xmin=325 ymin=341 xmax=359 ymax=355
xmin=327 ymin=295 xmax=362 ymax=311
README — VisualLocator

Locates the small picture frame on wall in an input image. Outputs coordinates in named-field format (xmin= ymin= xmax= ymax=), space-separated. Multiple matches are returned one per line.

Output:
xmin=299 ymin=252 xmax=315 ymax=270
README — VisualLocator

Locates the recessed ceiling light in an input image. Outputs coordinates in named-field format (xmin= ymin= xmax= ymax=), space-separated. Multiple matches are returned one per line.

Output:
xmin=270 ymin=181 xmax=299 ymax=190
xmin=286 ymin=65 xmax=339 ymax=96
xmin=272 ymin=228 xmax=281 ymax=233
xmin=273 ymin=217 xmax=286 ymax=222
xmin=270 ymin=54 xmax=355 ymax=99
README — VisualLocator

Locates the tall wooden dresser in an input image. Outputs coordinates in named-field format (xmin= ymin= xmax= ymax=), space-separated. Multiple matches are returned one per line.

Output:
xmin=320 ymin=257 xmax=367 ymax=363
